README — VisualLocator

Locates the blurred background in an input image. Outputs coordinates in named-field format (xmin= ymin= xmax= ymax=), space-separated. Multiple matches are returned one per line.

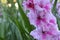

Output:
xmin=0 ymin=0 xmax=35 ymax=40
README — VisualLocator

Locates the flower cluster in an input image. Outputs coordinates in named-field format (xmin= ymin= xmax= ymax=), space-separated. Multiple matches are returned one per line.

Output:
xmin=23 ymin=0 xmax=60 ymax=40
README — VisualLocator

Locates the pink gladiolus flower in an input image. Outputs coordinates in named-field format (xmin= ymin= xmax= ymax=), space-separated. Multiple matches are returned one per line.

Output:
xmin=23 ymin=0 xmax=52 ymax=11
xmin=22 ymin=0 xmax=34 ymax=11
xmin=30 ymin=28 xmax=60 ymax=40
xmin=23 ymin=0 xmax=60 ymax=40
xmin=27 ymin=6 xmax=58 ymax=32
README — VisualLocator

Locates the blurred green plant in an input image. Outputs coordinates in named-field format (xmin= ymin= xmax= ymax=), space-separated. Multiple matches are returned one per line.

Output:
xmin=0 ymin=0 xmax=35 ymax=40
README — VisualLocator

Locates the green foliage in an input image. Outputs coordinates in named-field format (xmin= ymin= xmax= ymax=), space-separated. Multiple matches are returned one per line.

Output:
xmin=0 ymin=0 xmax=35 ymax=40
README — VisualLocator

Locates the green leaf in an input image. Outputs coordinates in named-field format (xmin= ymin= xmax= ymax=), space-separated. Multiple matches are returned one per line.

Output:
xmin=17 ymin=0 xmax=34 ymax=33
xmin=0 ymin=18 xmax=4 ymax=39
xmin=8 ymin=16 xmax=31 ymax=40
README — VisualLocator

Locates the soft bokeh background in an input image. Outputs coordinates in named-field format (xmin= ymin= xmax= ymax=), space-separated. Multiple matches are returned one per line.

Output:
xmin=0 ymin=0 xmax=35 ymax=40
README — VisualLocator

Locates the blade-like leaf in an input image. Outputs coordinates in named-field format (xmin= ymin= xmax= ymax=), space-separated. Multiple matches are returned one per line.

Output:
xmin=17 ymin=0 xmax=34 ymax=33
